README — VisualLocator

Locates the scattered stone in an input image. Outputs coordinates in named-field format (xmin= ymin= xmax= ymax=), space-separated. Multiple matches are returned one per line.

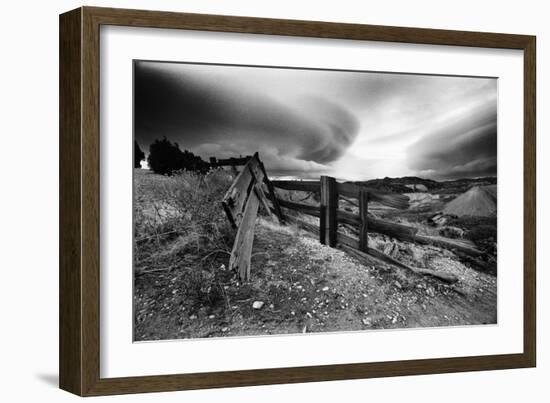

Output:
xmin=306 ymin=312 xmax=313 ymax=318
xmin=189 ymin=315 xmax=197 ymax=320
xmin=252 ymin=301 xmax=264 ymax=309
xmin=209 ymin=314 xmax=215 ymax=319
xmin=362 ymin=318 xmax=371 ymax=326
xmin=221 ymin=327 xmax=229 ymax=332
xmin=322 ymin=286 xmax=329 ymax=292
xmin=394 ymin=281 xmax=402 ymax=289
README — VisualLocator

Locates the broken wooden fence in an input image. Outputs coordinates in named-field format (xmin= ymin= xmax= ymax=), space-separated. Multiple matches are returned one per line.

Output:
xmin=220 ymin=154 xmax=483 ymax=283
xmin=272 ymin=179 xmax=482 ymax=257
xmin=220 ymin=153 xmax=283 ymax=281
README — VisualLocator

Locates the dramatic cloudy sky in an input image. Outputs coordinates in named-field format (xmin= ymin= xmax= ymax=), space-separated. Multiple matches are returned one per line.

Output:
xmin=134 ymin=60 xmax=497 ymax=180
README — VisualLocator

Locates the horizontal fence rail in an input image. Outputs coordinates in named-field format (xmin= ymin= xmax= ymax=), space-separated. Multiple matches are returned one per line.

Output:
xmin=336 ymin=182 xmax=409 ymax=210
xmin=275 ymin=197 xmax=321 ymax=218
xmin=271 ymin=180 xmax=321 ymax=193
xmin=271 ymin=175 xmax=483 ymax=257
xmin=271 ymin=180 xmax=409 ymax=210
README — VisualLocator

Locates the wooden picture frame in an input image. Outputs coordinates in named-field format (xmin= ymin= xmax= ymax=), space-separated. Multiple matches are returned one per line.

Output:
xmin=59 ymin=6 xmax=536 ymax=396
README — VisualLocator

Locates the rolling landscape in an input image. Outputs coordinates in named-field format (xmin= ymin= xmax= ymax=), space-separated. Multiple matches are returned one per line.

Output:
xmin=133 ymin=164 xmax=497 ymax=341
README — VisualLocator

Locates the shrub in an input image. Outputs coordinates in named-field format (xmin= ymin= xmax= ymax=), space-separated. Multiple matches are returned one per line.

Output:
xmin=133 ymin=168 xmax=235 ymax=269
xmin=147 ymin=137 xmax=209 ymax=175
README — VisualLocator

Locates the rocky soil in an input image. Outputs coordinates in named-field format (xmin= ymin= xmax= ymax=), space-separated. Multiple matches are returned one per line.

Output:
xmin=134 ymin=217 xmax=497 ymax=341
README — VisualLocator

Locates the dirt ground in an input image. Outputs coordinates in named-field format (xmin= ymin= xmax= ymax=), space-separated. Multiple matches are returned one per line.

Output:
xmin=134 ymin=217 xmax=497 ymax=341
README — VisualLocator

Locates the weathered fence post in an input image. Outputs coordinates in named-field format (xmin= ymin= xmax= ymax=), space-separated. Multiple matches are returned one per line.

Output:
xmin=359 ymin=190 xmax=369 ymax=252
xmin=320 ymin=176 xmax=337 ymax=247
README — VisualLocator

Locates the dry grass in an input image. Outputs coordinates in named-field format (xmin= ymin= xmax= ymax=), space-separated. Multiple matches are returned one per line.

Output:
xmin=134 ymin=168 xmax=235 ymax=273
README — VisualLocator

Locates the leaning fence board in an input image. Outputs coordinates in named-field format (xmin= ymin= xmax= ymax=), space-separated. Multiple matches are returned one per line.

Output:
xmin=229 ymin=189 xmax=260 ymax=281
xmin=271 ymin=180 xmax=321 ymax=193
xmin=365 ymin=246 xmax=458 ymax=283
xmin=415 ymin=234 xmax=482 ymax=257
xmin=221 ymin=155 xmax=262 ymax=228
xmin=246 ymin=162 xmax=272 ymax=218
xmin=369 ymin=217 xmax=418 ymax=241
xmin=337 ymin=211 xmax=480 ymax=255
xmin=336 ymin=182 xmax=409 ymax=210
xmin=254 ymin=183 xmax=272 ymax=218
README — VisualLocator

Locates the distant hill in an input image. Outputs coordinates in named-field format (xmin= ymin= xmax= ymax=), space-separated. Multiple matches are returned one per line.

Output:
xmin=443 ymin=185 xmax=497 ymax=217
xmin=351 ymin=176 xmax=497 ymax=195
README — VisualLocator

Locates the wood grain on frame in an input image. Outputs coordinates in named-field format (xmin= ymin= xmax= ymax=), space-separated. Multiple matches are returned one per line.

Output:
xmin=59 ymin=6 xmax=536 ymax=396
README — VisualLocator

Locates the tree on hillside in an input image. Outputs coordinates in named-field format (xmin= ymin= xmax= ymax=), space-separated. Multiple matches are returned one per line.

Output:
xmin=181 ymin=149 xmax=210 ymax=173
xmin=134 ymin=141 xmax=145 ymax=168
xmin=147 ymin=137 xmax=209 ymax=175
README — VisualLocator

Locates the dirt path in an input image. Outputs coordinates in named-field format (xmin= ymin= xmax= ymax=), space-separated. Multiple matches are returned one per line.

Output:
xmin=134 ymin=218 xmax=496 ymax=341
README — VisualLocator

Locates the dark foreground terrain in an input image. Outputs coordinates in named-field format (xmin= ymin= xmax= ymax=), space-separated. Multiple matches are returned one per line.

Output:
xmin=134 ymin=169 xmax=497 ymax=341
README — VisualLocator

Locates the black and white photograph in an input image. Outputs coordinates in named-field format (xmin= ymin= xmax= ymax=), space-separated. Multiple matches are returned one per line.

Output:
xmin=133 ymin=60 xmax=497 ymax=341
